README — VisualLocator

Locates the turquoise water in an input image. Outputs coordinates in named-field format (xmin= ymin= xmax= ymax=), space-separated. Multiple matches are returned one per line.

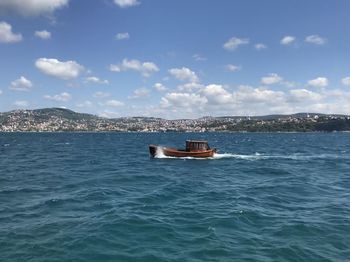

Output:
xmin=0 ymin=132 xmax=349 ymax=261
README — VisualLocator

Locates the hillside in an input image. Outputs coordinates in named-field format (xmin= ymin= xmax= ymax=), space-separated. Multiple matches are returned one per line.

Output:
xmin=0 ymin=108 xmax=350 ymax=132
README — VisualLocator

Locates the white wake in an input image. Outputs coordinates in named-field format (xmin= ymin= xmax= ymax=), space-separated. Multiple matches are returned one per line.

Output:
xmin=153 ymin=148 xmax=348 ymax=161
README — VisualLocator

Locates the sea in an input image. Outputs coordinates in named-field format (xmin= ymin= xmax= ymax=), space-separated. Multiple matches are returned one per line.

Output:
xmin=0 ymin=132 xmax=349 ymax=262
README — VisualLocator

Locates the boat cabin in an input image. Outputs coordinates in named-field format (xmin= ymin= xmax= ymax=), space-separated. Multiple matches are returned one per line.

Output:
xmin=185 ymin=140 xmax=210 ymax=152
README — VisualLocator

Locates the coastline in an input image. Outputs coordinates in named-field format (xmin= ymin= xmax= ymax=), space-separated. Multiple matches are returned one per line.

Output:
xmin=1 ymin=108 xmax=350 ymax=133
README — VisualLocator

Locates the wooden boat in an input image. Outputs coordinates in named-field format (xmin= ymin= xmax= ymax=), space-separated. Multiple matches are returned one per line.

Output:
xmin=149 ymin=140 xmax=216 ymax=158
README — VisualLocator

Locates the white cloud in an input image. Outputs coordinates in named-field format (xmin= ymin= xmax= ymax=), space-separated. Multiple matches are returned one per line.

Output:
xmin=85 ymin=76 xmax=109 ymax=85
xmin=44 ymin=92 xmax=71 ymax=102
xmin=255 ymin=43 xmax=267 ymax=50
xmin=168 ymin=67 xmax=199 ymax=82
xmin=154 ymin=81 xmax=350 ymax=118
xmin=116 ymin=32 xmax=129 ymax=40
xmin=0 ymin=90 xmax=2 ymax=95
xmin=280 ymin=36 xmax=295 ymax=45
xmin=341 ymin=77 xmax=350 ymax=86
xmin=0 ymin=0 xmax=69 ymax=16
xmin=9 ymin=76 xmax=33 ymax=91
xmin=35 ymin=58 xmax=84 ymax=80
xmin=109 ymin=58 xmax=159 ymax=77
xmin=0 ymin=21 xmax=22 ymax=43
xmin=159 ymin=84 xmax=287 ymax=116
xmin=193 ymin=54 xmax=206 ymax=61
xmin=34 ymin=30 xmax=51 ymax=40
xmin=14 ymin=100 xmax=29 ymax=107
xmin=94 ymin=91 xmax=110 ymax=98
xmin=261 ymin=73 xmax=283 ymax=85
xmin=305 ymin=35 xmax=327 ymax=45
xmin=129 ymin=87 xmax=150 ymax=98
xmin=114 ymin=0 xmax=140 ymax=8
xmin=105 ymin=99 xmax=124 ymax=107
xmin=308 ymin=77 xmax=328 ymax=87
xmin=289 ymin=89 xmax=323 ymax=102
xmin=154 ymin=83 xmax=167 ymax=92
xmin=161 ymin=92 xmax=207 ymax=109
xmin=202 ymin=84 xmax=233 ymax=105
xmin=226 ymin=64 xmax=241 ymax=72
xmin=109 ymin=64 xmax=121 ymax=72
xmin=223 ymin=37 xmax=249 ymax=51
xmin=235 ymin=85 xmax=285 ymax=105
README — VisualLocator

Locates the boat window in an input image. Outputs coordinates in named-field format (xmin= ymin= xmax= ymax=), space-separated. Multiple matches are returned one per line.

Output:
xmin=186 ymin=141 xmax=209 ymax=151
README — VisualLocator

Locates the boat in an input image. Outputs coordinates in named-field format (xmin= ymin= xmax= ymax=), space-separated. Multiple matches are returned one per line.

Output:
xmin=149 ymin=140 xmax=216 ymax=158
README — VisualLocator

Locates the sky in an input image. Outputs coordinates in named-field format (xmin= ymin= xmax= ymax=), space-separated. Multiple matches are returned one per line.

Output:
xmin=1 ymin=0 xmax=350 ymax=119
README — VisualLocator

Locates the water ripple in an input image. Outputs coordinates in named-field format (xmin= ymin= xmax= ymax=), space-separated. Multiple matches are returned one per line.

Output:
xmin=0 ymin=132 xmax=349 ymax=261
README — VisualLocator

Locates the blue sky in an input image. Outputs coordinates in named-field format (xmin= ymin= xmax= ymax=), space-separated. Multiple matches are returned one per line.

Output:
xmin=0 ymin=0 xmax=350 ymax=118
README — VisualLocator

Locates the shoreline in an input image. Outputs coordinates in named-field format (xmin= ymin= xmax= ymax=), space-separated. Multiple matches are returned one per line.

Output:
xmin=1 ymin=130 xmax=350 ymax=134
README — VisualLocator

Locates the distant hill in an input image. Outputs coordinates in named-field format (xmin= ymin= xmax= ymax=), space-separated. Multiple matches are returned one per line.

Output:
xmin=0 ymin=108 xmax=110 ymax=132
xmin=0 ymin=108 xmax=349 ymax=132
xmin=31 ymin=108 xmax=100 ymax=121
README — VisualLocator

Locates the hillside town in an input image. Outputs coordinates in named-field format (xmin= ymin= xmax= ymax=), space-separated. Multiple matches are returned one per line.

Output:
xmin=0 ymin=108 xmax=350 ymax=132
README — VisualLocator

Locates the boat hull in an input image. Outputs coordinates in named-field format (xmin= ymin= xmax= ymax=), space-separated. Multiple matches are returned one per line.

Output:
xmin=149 ymin=145 xmax=215 ymax=158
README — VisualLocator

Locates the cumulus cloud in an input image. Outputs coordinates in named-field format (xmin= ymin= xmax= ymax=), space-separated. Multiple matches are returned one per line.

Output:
xmin=34 ymin=30 xmax=51 ymax=40
xmin=254 ymin=43 xmax=267 ymax=50
xmin=114 ymin=0 xmax=140 ymax=8
xmin=85 ymin=76 xmax=109 ymax=85
xmin=159 ymin=84 xmax=289 ymax=117
xmin=9 ymin=76 xmax=33 ymax=91
xmin=129 ymin=87 xmax=150 ymax=99
xmin=261 ymin=73 xmax=283 ymax=85
xmin=223 ymin=37 xmax=249 ymax=51
xmin=110 ymin=58 xmax=159 ymax=77
xmin=109 ymin=64 xmax=120 ymax=72
xmin=154 ymin=81 xmax=350 ymax=118
xmin=201 ymin=84 xmax=233 ymax=105
xmin=305 ymin=35 xmax=327 ymax=45
xmin=44 ymin=92 xmax=71 ymax=102
xmin=226 ymin=64 xmax=241 ymax=72
xmin=0 ymin=0 xmax=69 ymax=16
xmin=341 ymin=77 xmax=350 ymax=86
xmin=161 ymin=93 xmax=207 ymax=109
xmin=154 ymin=83 xmax=167 ymax=92
xmin=308 ymin=77 xmax=328 ymax=87
xmin=168 ymin=67 xmax=199 ymax=82
xmin=0 ymin=21 xmax=22 ymax=43
xmin=235 ymin=85 xmax=285 ymax=105
xmin=105 ymin=99 xmax=124 ymax=107
xmin=35 ymin=58 xmax=84 ymax=80
xmin=14 ymin=100 xmax=29 ymax=107
xmin=94 ymin=91 xmax=110 ymax=98
xmin=116 ymin=32 xmax=129 ymax=40
xmin=280 ymin=36 xmax=295 ymax=45
xmin=289 ymin=89 xmax=323 ymax=102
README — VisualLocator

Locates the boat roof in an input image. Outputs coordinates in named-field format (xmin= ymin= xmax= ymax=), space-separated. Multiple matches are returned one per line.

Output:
xmin=186 ymin=140 xmax=208 ymax=143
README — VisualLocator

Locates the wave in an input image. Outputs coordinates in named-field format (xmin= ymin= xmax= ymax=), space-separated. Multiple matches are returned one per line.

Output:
xmin=154 ymin=148 xmax=348 ymax=161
